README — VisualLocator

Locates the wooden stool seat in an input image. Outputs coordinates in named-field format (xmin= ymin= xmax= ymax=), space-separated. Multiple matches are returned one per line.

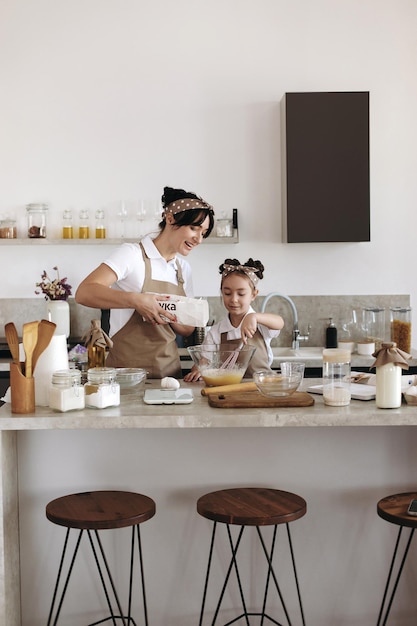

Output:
xmin=197 ymin=487 xmax=306 ymax=526
xmin=46 ymin=490 xmax=156 ymax=530
xmin=197 ymin=487 xmax=307 ymax=626
xmin=376 ymin=491 xmax=417 ymax=626
xmin=46 ymin=490 xmax=155 ymax=626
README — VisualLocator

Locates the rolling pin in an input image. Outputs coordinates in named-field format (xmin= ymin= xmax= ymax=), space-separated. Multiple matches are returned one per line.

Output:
xmin=201 ymin=381 xmax=257 ymax=396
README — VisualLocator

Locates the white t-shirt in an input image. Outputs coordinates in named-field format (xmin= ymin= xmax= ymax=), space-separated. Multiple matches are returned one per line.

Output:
xmin=104 ymin=235 xmax=194 ymax=336
xmin=204 ymin=306 xmax=280 ymax=366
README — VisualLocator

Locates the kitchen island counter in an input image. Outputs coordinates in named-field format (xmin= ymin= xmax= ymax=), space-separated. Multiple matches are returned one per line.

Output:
xmin=1 ymin=381 xmax=417 ymax=626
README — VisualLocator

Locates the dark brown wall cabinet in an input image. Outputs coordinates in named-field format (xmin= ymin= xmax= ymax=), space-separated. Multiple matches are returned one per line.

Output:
xmin=283 ymin=91 xmax=370 ymax=243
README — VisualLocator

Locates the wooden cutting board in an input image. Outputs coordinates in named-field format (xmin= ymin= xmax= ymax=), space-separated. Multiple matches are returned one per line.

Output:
xmin=207 ymin=390 xmax=314 ymax=408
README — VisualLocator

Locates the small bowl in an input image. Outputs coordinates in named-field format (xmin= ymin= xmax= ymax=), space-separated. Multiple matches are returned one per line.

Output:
xmin=115 ymin=368 xmax=147 ymax=389
xmin=187 ymin=344 xmax=256 ymax=387
xmin=253 ymin=365 xmax=303 ymax=397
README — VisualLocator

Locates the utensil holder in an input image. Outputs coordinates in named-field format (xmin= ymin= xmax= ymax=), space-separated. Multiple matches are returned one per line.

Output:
xmin=10 ymin=362 xmax=35 ymax=414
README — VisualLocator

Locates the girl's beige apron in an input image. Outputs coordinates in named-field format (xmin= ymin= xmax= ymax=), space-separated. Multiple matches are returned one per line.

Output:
xmin=220 ymin=328 xmax=268 ymax=376
xmin=106 ymin=244 xmax=186 ymax=378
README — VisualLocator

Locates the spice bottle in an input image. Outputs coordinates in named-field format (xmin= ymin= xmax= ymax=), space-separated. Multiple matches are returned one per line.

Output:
xmin=49 ymin=369 xmax=85 ymax=412
xmin=372 ymin=341 xmax=411 ymax=409
xmin=322 ymin=348 xmax=351 ymax=406
xmin=83 ymin=319 xmax=113 ymax=369
xmin=62 ymin=209 xmax=74 ymax=239
xmin=78 ymin=209 xmax=90 ymax=239
xmin=85 ymin=367 xmax=120 ymax=408
xmin=95 ymin=209 xmax=106 ymax=239
xmin=325 ymin=318 xmax=338 ymax=348
xmin=390 ymin=307 xmax=412 ymax=353
xmin=26 ymin=203 xmax=48 ymax=238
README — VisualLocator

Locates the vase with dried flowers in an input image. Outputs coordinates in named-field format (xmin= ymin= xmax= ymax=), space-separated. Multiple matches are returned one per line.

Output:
xmin=35 ymin=267 xmax=72 ymax=337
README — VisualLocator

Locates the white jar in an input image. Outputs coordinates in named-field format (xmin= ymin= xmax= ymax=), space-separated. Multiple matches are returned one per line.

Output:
xmin=376 ymin=362 xmax=402 ymax=409
xmin=85 ymin=367 xmax=120 ymax=409
xmin=49 ymin=370 xmax=85 ymax=412
xmin=322 ymin=348 xmax=351 ymax=406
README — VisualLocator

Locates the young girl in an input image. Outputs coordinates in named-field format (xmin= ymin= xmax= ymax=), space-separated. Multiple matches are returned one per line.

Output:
xmin=184 ymin=258 xmax=284 ymax=381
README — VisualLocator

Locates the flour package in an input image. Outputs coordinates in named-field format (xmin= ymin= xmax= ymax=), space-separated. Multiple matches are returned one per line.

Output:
xmin=148 ymin=293 xmax=209 ymax=327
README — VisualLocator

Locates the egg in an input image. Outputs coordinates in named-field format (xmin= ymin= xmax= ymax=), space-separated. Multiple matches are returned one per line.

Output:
xmin=161 ymin=376 xmax=180 ymax=390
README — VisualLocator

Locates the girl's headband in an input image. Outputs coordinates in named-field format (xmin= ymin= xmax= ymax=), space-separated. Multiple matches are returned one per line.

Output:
xmin=221 ymin=264 xmax=260 ymax=287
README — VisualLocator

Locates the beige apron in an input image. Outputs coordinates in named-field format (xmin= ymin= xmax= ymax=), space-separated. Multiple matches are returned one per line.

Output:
xmin=220 ymin=328 xmax=270 ymax=376
xmin=106 ymin=243 xmax=186 ymax=378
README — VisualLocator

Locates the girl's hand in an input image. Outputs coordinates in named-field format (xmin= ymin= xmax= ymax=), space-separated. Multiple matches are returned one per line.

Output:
xmin=134 ymin=293 xmax=177 ymax=325
xmin=183 ymin=366 xmax=202 ymax=382
xmin=240 ymin=312 xmax=258 ymax=342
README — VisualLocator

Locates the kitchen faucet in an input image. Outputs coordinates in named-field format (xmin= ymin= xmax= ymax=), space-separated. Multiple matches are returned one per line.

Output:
xmin=260 ymin=292 xmax=310 ymax=350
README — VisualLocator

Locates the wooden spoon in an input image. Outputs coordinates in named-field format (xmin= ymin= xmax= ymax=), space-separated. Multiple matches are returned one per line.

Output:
xmin=22 ymin=321 xmax=39 ymax=378
xmin=32 ymin=319 xmax=57 ymax=374
xmin=5 ymin=322 xmax=21 ymax=372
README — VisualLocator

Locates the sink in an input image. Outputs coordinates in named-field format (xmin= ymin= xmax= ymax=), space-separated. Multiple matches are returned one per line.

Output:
xmin=272 ymin=347 xmax=324 ymax=361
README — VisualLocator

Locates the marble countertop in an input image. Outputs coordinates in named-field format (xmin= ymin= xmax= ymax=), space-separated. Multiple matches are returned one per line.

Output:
xmin=1 ymin=379 xmax=417 ymax=430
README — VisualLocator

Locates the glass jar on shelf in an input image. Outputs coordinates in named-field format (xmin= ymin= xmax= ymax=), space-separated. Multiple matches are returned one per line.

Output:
xmin=26 ymin=203 xmax=48 ymax=238
xmin=390 ymin=306 xmax=412 ymax=353
xmin=62 ymin=209 xmax=74 ymax=239
xmin=78 ymin=209 xmax=90 ymax=239
xmin=0 ymin=218 xmax=17 ymax=238
xmin=362 ymin=306 xmax=386 ymax=351
xmin=95 ymin=209 xmax=106 ymax=239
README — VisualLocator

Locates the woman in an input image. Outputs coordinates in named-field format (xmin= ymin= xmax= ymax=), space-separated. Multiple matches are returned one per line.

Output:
xmin=75 ymin=186 xmax=214 ymax=378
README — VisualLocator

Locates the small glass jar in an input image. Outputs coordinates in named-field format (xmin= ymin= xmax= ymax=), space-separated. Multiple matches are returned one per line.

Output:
xmin=95 ymin=209 xmax=106 ymax=239
xmin=85 ymin=367 xmax=120 ymax=409
xmin=49 ymin=369 xmax=85 ymax=412
xmin=26 ymin=203 xmax=48 ymax=238
xmin=322 ymin=348 xmax=351 ymax=406
xmin=0 ymin=219 xmax=17 ymax=238
xmin=78 ymin=209 xmax=90 ymax=239
xmin=62 ymin=209 xmax=74 ymax=239
xmin=216 ymin=218 xmax=233 ymax=237
xmin=390 ymin=306 xmax=412 ymax=353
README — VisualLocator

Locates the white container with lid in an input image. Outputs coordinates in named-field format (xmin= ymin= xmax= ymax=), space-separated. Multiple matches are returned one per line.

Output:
xmin=322 ymin=348 xmax=351 ymax=406
xmin=49 ymin=369 xmax=85 ymax=412
xmin=85 ymin=367 xmax=120 ymax=408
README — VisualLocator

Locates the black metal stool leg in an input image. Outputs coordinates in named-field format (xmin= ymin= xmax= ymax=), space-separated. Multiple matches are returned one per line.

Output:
xmin=376 ymin=526 xmax=415 ymax=626
xmin=47 ymin=529 xmax=84 ymax=626
xmin=286 ymin=524 xmax=306 ymax=626
xmin=257 ymin=525 xmax=292 ymax=626
xmin=199 ymin=522 xmax=218 ymax=626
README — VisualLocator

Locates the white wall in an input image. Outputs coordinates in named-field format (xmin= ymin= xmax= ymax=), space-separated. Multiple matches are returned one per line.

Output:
xmin=1 ymin=0 xmax=416 ymax=318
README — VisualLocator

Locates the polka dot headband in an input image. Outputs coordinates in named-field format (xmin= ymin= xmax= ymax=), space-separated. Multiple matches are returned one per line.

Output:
xmin=221 ymin=264 xmax=260 ymax=287
xmin=164 ymin=197 xmax=214 ymax=216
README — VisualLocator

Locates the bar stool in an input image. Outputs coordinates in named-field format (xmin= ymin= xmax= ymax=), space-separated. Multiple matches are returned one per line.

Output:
xmin=46 ymin=490 xmax=156 ymax=626
xmin=197 ymin=487 xmax=307 ymax=626
xmin=376 ymin=491 xmax=417 ymax=626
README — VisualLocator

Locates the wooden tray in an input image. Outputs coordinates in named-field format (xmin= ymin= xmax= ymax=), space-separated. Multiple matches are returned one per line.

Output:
xmin=207 ymin=390 xmax=314 ymax=408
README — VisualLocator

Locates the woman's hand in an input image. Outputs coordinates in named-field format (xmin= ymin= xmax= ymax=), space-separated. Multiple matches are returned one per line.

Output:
xmin=134 ymin=293 xmax=177 ymax=325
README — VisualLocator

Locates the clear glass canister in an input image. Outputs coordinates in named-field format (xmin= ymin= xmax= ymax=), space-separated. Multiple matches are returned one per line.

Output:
xmin=390 ymin=306 xmax=412 ymax=353
xmin=322 ymin=348 xmax=351 ymax=406
xmin=26 ymin=203 xmax=48 ymax=238
xmin=363 ymin=306 xmax=386 ymax=350
xmin=95 ymin=209 xmax=106 ymax=239
xmin=78 ymin=209 xmax=90 ymax=239
xmin=216 ymin=219 xmax=233 ymax=237
xmin=85 ymin=367 xmax=120 ymax=408
xmin=49 ymin=369 xmax=85 ymax=412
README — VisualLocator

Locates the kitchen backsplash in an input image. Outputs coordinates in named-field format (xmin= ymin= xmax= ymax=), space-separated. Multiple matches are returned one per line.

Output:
xmin=0 ymin=294 xmax=410 ymax=348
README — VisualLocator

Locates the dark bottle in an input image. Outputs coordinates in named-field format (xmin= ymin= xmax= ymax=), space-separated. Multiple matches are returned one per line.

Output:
xmin=326 ymin=318 xmax=338 ymax=348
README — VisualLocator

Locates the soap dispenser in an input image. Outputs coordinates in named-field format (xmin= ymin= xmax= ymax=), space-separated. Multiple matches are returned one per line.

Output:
xmin=326 ymin=318 xmax=338 ymax=348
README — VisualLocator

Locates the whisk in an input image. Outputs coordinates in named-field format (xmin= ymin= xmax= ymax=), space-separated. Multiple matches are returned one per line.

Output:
xmin=220 ymin=341 xmax=244 ymax=369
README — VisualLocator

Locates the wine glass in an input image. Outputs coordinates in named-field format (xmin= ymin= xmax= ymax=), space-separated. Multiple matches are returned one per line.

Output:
xmin=136 ymin=200 xmax=148 ymax=238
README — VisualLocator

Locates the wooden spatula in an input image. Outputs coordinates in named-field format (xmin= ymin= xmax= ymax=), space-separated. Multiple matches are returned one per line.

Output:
xmin=22 ymin=321 xmax=39 ymax=378
xmin=32 ymin=319 xmax=57 ymax=374
xmin=5 ymin=322 xmax=21 ymax=372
